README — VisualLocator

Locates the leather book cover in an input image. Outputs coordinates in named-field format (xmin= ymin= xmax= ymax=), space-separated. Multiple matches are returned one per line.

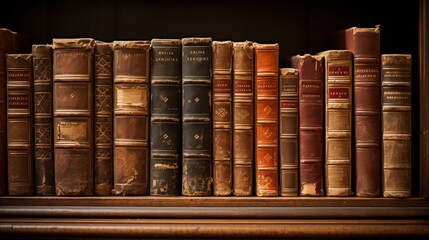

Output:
xmin=279 ymin=68 xmax=299 ymax=197
xmin=212 ymin=40 xmax=233 ymax=196
xmin=292 ymin=54 xmax=325 ymax=196
xmin=381 ymin=54 xmax=412 ymax=198
xmin=7 ymin=54 xmax=34 ymax=195
xmin=323 ymin=50 xmax=353 ymax=196
xmin=255 ymin=43 xmax=279 ymax=197
xmin=94 ymin=42 xmax=113 ymax=196
xmin=112 ymin=41 xmax=150 ymax=196
xmin=182 ymin=37 xmax=212 ymax=196
xmin=150 ymin=39 xmax=181 ymax=196
xmin=0 ymin=28 xmax=18 ymax=195
xmin=32 ymin=44 xmax=54 ymax=195
xmin=53 ymin=38 xmax=95 ymax=196
xmin=345 ymin=26 xmax=381 ymax=197
xmin=233 ymin=41 xmax=254 ymax=196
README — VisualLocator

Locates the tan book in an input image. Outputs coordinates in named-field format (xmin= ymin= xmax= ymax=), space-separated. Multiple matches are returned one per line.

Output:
xmin=212 ymin=40 xmax=233 ymax=196
xmin=112 ymin=41 xmax=150 ymax=195
xmin=323 ymin=50 xmax=353 ymax=197
xmin=7 ymin=54 xmax=33 ymax=196
xmin=381 ymin=54 xmax=412 ymax=198
xmin=233 ymin=41 xmax=254 ymax=196
xmin=53 ymin=38 xmax=95 ymax=196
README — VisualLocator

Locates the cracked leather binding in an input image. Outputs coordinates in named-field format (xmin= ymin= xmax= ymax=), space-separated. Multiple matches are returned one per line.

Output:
xmin=181 ymin=37 xmax=213 ymax=196
xmin=279 ymin=68 xmax=299 ymax=197
xmin=112 ymin=41 xmax=150 ymax=196
xmin=53 ymin=38 xmax=95 ymax=196
xmin=32 ymin=44 xmax=54 ymax=195
xmin=150 ymin=39 xmax=181 ymax=196
xmin=94 ymin=42 xmax=113 ymax=196
xmin=212 ymin=41 xmax=233 ymax=196
xmin=7 ymin=54 xmax=34 ymax=195
xmin=292 ymin=54 xmax=325 ymax=196
xmin=381 ymin=54 xmax=412 ymax=198
xmin=255 ymin=43 xmax=279 ymax=197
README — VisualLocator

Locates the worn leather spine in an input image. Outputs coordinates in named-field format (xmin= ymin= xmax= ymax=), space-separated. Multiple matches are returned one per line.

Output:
xmin=181 ymin=37 xmax=213 ymax=196
xmin=150 ymin=39 xmax=181 ymax=196
xmin=32 ymin=44 xmax=54 ymax=195
xmin=112 ymin=41 xmax=150 ymax=196
xmin=381 ymin=54 xmax=412 ymax=198
xmin=7 ymin=54 xmax=34 ymax=195
xmin=53 ymin=38 xmax=95 ymax=196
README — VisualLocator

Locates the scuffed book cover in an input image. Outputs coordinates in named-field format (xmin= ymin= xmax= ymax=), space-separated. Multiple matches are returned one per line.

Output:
xmin=233 ymin=41 xmax=254 ymax=196
xmin=0 ymin=28 xmax=19 ymax=195
xmin=292 ymin=54 xmax=325 ymax=197
xmin=7 ymin=54 xmax=34 ymax=195
xmin=53 ymin=38 xmax=95 ymax=196
xmin=322 ymin=50 xmax=353 ymax=197
xmin=212 ymin=41 xmax=233 ymax=196
xmin=381 ymin=54 xmax=412 ymax=198
xmin=32 ymin=44 xmax=54 ymax=195
xmin=255 ymin=43 xmax=279 ymax=197
xmin=112 ymin=41 xmax=150 ymax=196
xmin=182 ymin=37 xmax=213 ymax=196
xmin=94 ymin=42 xmax=113 ymax=196
xmin=279 ymin=68 xmax=299 ymax=197
xmin=345 ymin=26 xmax=381 ymax=197
xmin=150 ymin=39 xmax=181 ymax=196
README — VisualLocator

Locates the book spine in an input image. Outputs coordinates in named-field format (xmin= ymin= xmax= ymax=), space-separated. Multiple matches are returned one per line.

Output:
xmin=94 ymin=42 xmax=113 ymax=196
xmin=0 ymin=29 xmax=18 ymax=195
xmin=150 ymin=39 xmax=182 ymax=196
xmin=7 ymin=54 xmax=33 ymax=195
xmin=294 ymin=54 xmax=325 ymax=196
xmin=346 ymin=26 xmax=381 ymax=197
xmin=324 ymin=51 xmax=353 ymax=196
xmin=381 ymin=54 xmax=412 ymax=198
xmin=279 ymin=68 xmax=299 ymax=196
xmin=32 ymin=44 xmax=54 ymax=195
xmin=181 ymin=37 xmax=212 ymax=196
xmin=255 ymin=43 xmax=279 ymax=197
xmin=112 ymin=41 xmax=150 ymax=196
xmin=53 ymin=38 xmax=95 ymax=196
xmin=212 ymin=41 xmax=233 ymax=196
xmin=233 ymin=41 xmax=254 ymax=196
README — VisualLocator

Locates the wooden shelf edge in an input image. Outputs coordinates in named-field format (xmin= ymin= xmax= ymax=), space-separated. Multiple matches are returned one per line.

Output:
xmin=1 ymin=218 xmax=429 ymax=238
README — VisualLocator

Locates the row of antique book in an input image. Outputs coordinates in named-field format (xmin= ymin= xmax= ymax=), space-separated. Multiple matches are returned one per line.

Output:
xmin=0 ymin=25 xmax=412 ymax=197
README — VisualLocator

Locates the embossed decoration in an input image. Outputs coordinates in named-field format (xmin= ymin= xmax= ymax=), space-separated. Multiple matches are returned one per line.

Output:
xmin=194 ymin=133 xmax=200 ymax=140
xmin=96 ymin=122 xmax=112 ymax=144
xmin=258 ymin=175 xmax=273 ymax=187
xmin=263 ymin=153 xmax=272 ymax=163
xmin=33 ymin=58 xmax=51 ymax=81
xmin=263 ymin=105 xmax=272 ymax=115
xmin=34 ymin=93 xmax=52 ymax=114
xmin=95 ymin=55 xmax=112 ymax=75
xmin=194 ymin=97 xmax=200 ymax=103
xmin=237 ymin=109 xmax=250 ymax=121
xmin=215 ymin=107 xmax=228 ymax=119
xmin=35 ymin=148 xmax=52 ymax=160
xmin=162 ymin=96 xmax=169 ymax=102
xmin=96 ymin=147 xmax=112 ymax=159
xmin=263 ymin=128 xmax=273 ymax=139
xmin=35 ymin=125 xmax=52 ymax=144
xmin=163 ymin=133 xmax=169 ymax=139
xmin=96 ymin=85 xmax=112 ymax=112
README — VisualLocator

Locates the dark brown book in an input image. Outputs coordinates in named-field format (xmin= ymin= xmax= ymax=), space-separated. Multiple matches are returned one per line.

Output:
xmin=53 ymin=38 xmax=95 ymax=196
xmin=279 ymin=68 xmax=299 ymax=197
xmin=292 ymin=54 xmax=325 ymax=196
xmin=32 ymin=44 xmax=54 ymax=195
xmin=381 ymin=54 xmax=412 ymax=198
xmin=7 ymin=54 xmax=33 ymax=195
xmin=233 ymin=41 xmax=254 ymax=196
xmin=150 ymin=39 xmax=181 ymax=196
xmin=323 ymin=50 xmax=353 ymax=197
xmin=112 ymin=41 xmax=150 ymax=196
xmin=212 ymin=40 xmax=233 ymax=196
xmin=345 ymin=26 xmax=381 ymax=197
xmin=94 ymin=42 xmax=113 ymax=196
xmin=182 ymin=37 xmax=212 ymax=196
xmin=255 ymin=43 xmax=279 ymax=197
xmin=0 ymin=28 xmax=18 ymax=195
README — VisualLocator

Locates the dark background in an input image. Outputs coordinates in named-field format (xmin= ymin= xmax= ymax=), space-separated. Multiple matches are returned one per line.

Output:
xmin=1 ymin=0 xmax=422 ymax=195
